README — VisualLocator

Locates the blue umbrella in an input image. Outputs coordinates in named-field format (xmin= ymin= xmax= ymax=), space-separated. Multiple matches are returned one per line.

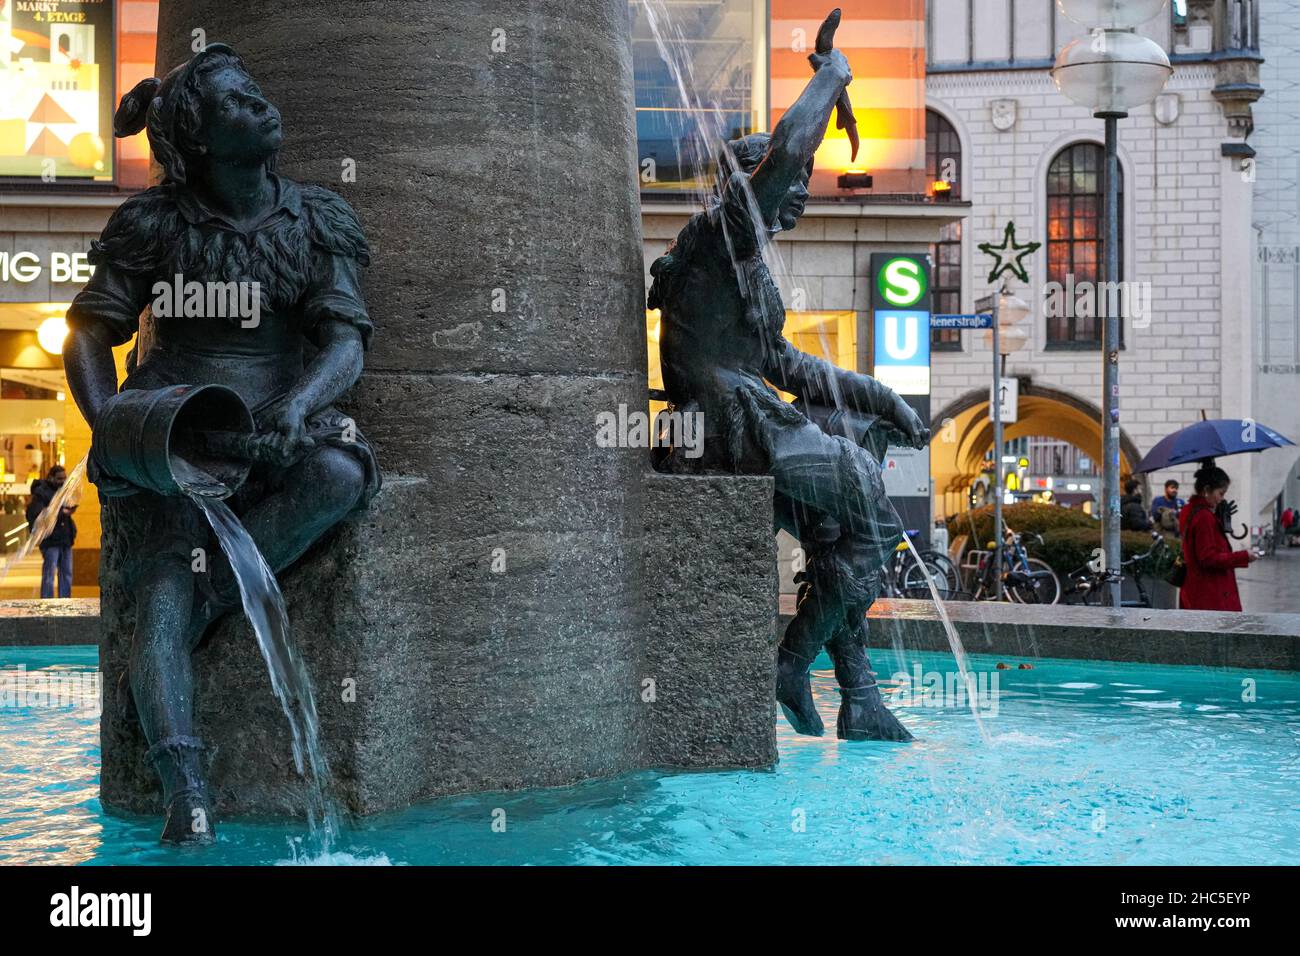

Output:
xmin=1135 ymin=418 xmax=1296 ymax=473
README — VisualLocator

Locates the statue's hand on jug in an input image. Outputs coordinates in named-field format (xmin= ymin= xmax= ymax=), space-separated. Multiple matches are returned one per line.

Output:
xmin=86 ymin=441 xmax=143 ymax=498
xmin=253 ymin=398 xmax=317 ymax=467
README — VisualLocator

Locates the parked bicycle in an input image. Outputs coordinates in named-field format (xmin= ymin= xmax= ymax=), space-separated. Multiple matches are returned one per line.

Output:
xmin=966 ymin=528 xmax=1061 ymax=604
xmin=1063 ymin=530 xmax=1170 ymax=608
xmin=882 ymin=530 xmax=962 ymax=599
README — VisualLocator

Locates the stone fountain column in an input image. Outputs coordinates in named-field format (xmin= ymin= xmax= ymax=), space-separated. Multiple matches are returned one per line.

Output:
xmin=98 ymin=0 xmax=777 ymax=817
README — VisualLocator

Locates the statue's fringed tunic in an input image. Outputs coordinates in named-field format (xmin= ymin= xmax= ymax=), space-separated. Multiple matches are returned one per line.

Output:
xmin=68 ymin=176 xmax=380 ymax=590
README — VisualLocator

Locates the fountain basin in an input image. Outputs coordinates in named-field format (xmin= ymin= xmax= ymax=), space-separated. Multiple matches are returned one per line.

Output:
xmin=3 ymin=643 xmax=1297 ymax=865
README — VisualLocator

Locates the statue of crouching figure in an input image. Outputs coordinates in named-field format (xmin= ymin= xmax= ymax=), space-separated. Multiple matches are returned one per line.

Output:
xmin=62 ymin=45 xmax=380 ymax=844
xmin=648 ymin=22 xmax=929 ymax=741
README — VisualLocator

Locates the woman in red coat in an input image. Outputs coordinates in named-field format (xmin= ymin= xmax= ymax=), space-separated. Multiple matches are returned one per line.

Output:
xmin=1178 ymin=465 xmax=1255 ymax=611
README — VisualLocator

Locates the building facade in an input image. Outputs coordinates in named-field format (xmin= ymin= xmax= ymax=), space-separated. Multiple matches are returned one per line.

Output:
xmin=637 ymin=0 xmax=1292 ymax=539
xmin=1251 ymin=0 xmax=1300 ymax=519
xmin=924 ymin=0 xmax=1282 ymax=532
xmin=1 ymin=1 xmax=1291 ymax=598
xmin=0 ymin=0 xmax=157 ymax=596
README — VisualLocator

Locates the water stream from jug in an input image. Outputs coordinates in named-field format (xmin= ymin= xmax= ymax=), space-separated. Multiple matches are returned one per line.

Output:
xmin=175 ymin=458 xmax=340 ymax=851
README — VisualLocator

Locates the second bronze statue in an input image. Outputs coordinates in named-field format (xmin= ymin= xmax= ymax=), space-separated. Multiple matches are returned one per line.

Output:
xmin=649 ymin=11 xmax=931 ymax=742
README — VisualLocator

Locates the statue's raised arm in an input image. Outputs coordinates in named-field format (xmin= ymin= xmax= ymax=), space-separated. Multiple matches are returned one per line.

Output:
xmin=748 ymin=11 xmax=853 ymax=230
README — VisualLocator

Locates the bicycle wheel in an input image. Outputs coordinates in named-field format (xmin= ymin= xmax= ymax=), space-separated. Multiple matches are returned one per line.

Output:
xmin=918 ymin=551 xmax=962 ymax=592
xmin=900 ymin=554 xmax=958 ymax=599
xmin=1007 ymin=558 xmax=1061 ymax=605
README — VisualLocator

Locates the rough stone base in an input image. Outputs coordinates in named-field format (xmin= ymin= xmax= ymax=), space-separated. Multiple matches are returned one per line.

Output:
xmin=642 ymin=474 xmax=778 ymax=770
xmin=99 ymin=472 xmax=778 ymax=818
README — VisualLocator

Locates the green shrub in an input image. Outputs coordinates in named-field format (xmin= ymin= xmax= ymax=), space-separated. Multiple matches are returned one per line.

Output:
xmin=946 ymin=502 xmax=1095 ymax=548
xmin=1032 ymin=527 xmax=1179 ymax=578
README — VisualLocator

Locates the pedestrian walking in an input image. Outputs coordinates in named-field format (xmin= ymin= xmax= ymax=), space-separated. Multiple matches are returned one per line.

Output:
xmin=1178 ymin=465 xmax=1253 ymax=612
xmin=26 ymin=465 xmax=77 ymax=599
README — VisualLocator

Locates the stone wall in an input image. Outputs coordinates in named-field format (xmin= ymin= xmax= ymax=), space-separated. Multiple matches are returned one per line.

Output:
xmin=101 ymin=473 xmax=779 ymax=817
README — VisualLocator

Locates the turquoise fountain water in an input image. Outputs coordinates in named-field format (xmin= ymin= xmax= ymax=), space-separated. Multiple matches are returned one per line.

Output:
xmin=2 ymin=644 xmax=1297 ymax=865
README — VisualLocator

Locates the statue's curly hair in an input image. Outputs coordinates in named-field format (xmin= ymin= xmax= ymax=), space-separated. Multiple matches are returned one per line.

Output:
xmin=112 ymin=45 xmax=266 ymax=184
xmin=719 ymin=132 xmax=814 ymax=185
xmin=723 ymin=133 xmax=773 ymax=175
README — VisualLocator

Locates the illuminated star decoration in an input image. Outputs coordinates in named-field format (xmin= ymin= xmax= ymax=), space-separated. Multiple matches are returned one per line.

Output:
xmin=978 ymin=221 xmax=1041 ymax=284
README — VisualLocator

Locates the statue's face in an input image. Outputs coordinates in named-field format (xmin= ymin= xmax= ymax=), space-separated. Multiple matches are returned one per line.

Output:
xmin=196 ymin=66 xmax=282 ymax=165
xmin=777 ymin=168 xmax=810 ymax=232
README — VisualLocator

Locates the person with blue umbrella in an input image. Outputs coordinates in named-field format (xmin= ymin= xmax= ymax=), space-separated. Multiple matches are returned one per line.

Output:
xmin=1136 ymin=413 xmax=1295 ymax=611
xmin=1178 ymin=464 xmax=1256 ymax=612
xmin=1136 ymin=414 xmax=1296 ymax=476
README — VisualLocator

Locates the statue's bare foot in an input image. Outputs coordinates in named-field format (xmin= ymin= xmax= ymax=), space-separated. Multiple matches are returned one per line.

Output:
xmin=837 ymin=687 xmax=912 ymax=742
xmin=160 ymin=790 xmax=217 ymax=846
xmin=775 ymin=647 xmax=824 ymax=736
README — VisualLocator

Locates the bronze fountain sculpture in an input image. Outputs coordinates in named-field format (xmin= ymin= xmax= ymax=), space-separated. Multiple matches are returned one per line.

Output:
xmin=649 ymin=12 xmax=930 ymax=741
xmin=66 ymin=11 xmax=920 ymax=848
xmin=63 ymin=45 xmax=379 ymax=844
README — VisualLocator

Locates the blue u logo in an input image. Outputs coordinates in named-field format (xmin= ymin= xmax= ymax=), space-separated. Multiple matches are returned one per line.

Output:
xmin=883 ymin=314 xmax=919 ymax=361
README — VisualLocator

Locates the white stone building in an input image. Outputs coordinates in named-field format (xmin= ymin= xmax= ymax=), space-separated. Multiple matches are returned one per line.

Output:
xmin=924 ymin=0 xmax=1285 ymax=528
xmin=1252 ymin=0 xmax=1300 ymax=520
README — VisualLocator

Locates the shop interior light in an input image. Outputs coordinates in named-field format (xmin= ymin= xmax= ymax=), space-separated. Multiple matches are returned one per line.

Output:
xmin=37 ymin=315 xmax=69 ymax=355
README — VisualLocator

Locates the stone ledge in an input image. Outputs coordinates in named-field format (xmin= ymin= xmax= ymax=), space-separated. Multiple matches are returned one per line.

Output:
xmin=0 ymin=599 xmax=100 ymax=646
xmin=778 ymin=597 xmax=1300 ymax=671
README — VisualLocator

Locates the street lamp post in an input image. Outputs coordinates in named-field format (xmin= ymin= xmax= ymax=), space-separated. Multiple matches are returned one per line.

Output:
xmin=1051 ymin=0 xmax=1172 ymax=607
xmin=980 ymin=288 xmax=1031 ymax=601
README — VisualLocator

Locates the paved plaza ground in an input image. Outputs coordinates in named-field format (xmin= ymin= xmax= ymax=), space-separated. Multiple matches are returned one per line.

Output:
xmin=1237 ymin=546 xmax=1300 ymax=615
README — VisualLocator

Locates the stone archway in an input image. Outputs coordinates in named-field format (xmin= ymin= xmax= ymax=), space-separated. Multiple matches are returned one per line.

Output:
xmin=930 ymin=382 xmax=1145 ymax=519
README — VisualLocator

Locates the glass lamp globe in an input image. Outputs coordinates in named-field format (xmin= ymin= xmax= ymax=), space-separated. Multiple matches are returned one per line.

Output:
xmin=1056 ymin=0 xmax=1168 ymax=29
xmin=998 ymin=292 xmax=1032 ymax=329
xmin=984 ymin=324 xmax=1031 ymax=354
xmin=1052 ymin=30 xmax=1172 ymax=116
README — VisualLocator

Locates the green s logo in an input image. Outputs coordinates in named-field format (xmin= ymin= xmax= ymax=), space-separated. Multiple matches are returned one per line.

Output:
xmin=878 ymin=257 xmax=927 ymax=307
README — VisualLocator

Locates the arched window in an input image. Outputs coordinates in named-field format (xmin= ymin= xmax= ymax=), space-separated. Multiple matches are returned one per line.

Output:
xmin=1046 ymin=142 xmax=1124 ymax=347
xmin=926 ymin=110 xmax=962 ymax=350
